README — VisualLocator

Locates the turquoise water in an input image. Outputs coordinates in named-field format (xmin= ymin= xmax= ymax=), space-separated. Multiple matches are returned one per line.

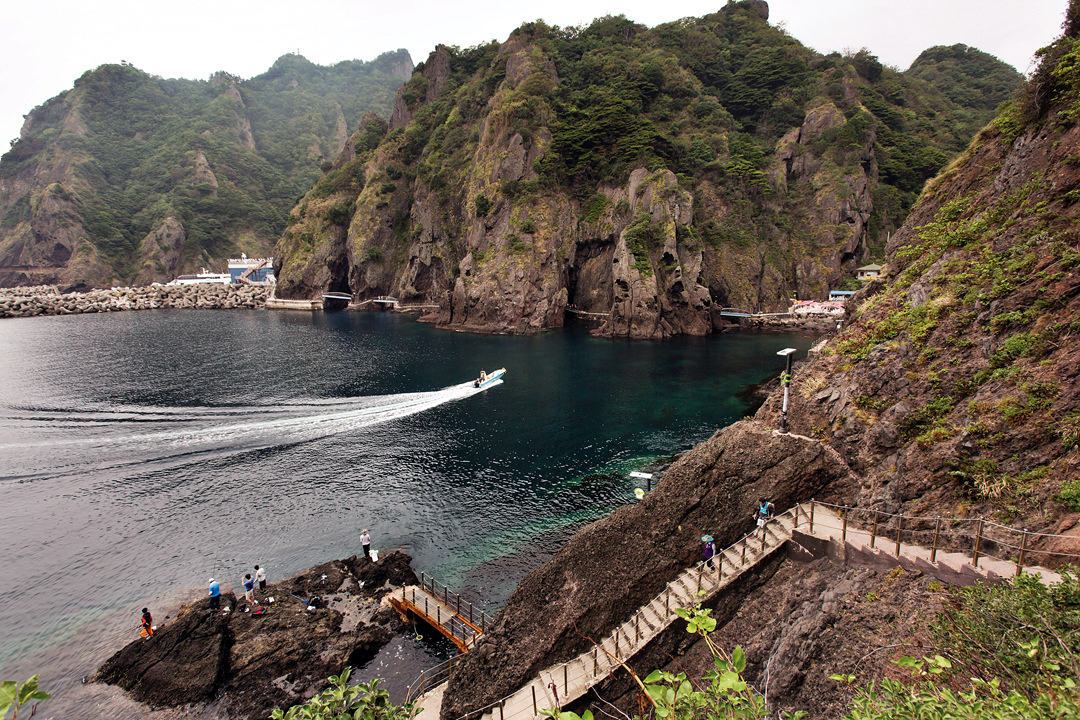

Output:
xmin=0 ymin=308 xmax=816 ymax=697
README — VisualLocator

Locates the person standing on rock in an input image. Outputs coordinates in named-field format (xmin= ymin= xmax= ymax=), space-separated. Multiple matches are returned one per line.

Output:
xmin=140 ymin=608 xmax=154 ymax=638
xmin=242 ymin=574 xmax=258 ymax=605
xmin=254 ymin=564 xmax=266 ymax=591
xmin=360 ymin=529 xmax=372 ymax=560
xmin=208 ymin=578 xmax=221 ymax=610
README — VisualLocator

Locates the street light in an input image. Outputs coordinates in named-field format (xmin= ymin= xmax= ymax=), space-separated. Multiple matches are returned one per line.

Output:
xmin=630 ymin=471 xmax=653 ymax=493
xmin=777 ymin=348 xmax=797 ymax=434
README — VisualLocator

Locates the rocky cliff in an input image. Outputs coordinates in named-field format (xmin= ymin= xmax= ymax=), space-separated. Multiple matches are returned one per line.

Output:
xmin=275 ymin=3 xmax=1021 ymax=338
xmin=439 ymin=6 xmax=1080 ymax=717
xmin=0 ymin=51 xmax=412 ymax=289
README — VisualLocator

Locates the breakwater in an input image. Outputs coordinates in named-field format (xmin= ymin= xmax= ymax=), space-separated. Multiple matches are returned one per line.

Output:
xmin=0 ymin=284 xmax=271 ymax=318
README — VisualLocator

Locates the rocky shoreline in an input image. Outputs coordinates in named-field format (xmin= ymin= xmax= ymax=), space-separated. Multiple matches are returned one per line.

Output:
xmin=94 ymin=551 xmax=419 ymax=720
xmin=0 ymin=284 xmax=272 ymax=319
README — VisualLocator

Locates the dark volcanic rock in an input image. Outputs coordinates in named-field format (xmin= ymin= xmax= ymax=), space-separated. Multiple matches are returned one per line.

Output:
xmin=441 ymin=421 xmax=856 ymax=719
xmin=96 ymin=592 xmax=238 ymax=706
xmin=95 ymin=551 xmax=419 ymax=719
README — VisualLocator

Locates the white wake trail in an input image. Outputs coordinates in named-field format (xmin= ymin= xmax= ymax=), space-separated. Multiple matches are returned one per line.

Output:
xmin=0 ymin=380 xmax=502 ymax=453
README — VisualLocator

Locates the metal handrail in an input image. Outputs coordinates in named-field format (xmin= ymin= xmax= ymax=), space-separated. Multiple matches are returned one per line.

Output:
xmin=444 ymin=506 xmax=801 ymax=720
xmin=402 ymin=498 xmax=1079 ymax=718
xmin=807 ymin=500 xmax=1080 ymax=570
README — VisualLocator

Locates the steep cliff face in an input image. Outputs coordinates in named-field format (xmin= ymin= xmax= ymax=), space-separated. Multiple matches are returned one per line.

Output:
xmin=439 ymin=10 xmax=1080 ymax=718
xmin=275 ymin=3 xmax=1018 ymax=337
xmin=0 ymin=51 xmax=411 ymax=289
xmin=754 ymin=34 xmax=1080 ymax=539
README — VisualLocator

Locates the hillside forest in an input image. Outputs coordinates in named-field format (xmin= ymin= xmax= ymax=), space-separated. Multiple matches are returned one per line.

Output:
xmin=274 ymin=1 xmax=1022 ymax=337
xmin=0 ymin=50 xmax=411 ymax=288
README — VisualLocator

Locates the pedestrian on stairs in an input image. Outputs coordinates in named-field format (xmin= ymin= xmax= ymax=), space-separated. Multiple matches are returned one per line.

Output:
xmin=755 ymin=497 xmax=775 ymax=536
xmin=702 ymin=535 xmax=716 ymax=569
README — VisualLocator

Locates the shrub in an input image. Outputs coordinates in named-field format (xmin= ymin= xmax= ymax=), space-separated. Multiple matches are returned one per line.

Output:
xmin=930 ymin=568 xmax=1080 ymax=697
xmin=581 ymin=194 xmax=610 ymax=223
xmin=324 ymin=199 xmax=355 ymax=226
xmin=270 ymin=669 xmax=414 ymax=720
xmin=1060 ymin=410 xmax=1080 ymax=448
xmin=1056 ymin=477 xmax=1080 ymax=511
xmin=475 ymin=194 xmax=492 ymax=217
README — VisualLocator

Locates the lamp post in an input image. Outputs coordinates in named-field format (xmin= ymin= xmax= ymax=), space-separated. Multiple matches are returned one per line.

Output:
xmin=777 ymin=348 xmax=796 ymax=434
xmin=630 ymin=471 xmax=653 ymax=493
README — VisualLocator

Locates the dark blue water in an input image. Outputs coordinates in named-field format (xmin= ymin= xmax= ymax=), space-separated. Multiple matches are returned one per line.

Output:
xmin=0 ymin=309 xmax=816 ymax=708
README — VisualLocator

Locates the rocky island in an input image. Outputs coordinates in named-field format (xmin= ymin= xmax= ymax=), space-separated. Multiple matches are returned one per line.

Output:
xmin=95 ymin=552 xmax=418 ymax=719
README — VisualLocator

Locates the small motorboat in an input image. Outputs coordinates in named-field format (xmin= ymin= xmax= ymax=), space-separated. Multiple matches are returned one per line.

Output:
xmin=473 ymin=368 xmax=506 ymax=389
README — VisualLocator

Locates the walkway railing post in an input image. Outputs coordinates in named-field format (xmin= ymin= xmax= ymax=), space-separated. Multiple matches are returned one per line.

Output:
xmin=635 ymin=613 xmax=640 ymax=643
xmin=870 ymin=511 xmax=878 ymax=549
xmin=481 ymin=610 xmax=486 ymax=632
xmin=470 ymin=603 xmax=474 ymax=624
xmin=697 ymin=567 xmax=703 ymax=595
xmin=457 ymin=596 xmax=461 ymax=616
xmin=665 ymin=588 xmax=669 ymax=617
xmin=564 ymin=664 xmax=568 ymax=695
xmin=532 ymin=685 xmax=537 ymax=716
xmin=444 ymin=586 xmax=448 ymax=606
xmin=809 ymin=500 xmax=815 ymax=534
xmin=741 ymin=541 xmax=746 ymax=565
xmin=973 ymin=518 xmax=984 ymax=568
xmin=1016 ymin=529 xmax=1029 ymax=576
xmin=593 ymin=647 xmax=598 ymax=676
xmin=931 ymin=518 xmax=941 ymax=563
xmin=894 ymin=515 xmax=903 ymax=557
xmin=842 ymin=508 xmax=848 ymax=543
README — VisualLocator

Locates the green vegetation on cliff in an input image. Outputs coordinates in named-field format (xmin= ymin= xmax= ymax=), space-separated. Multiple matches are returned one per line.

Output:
xmin=0 ymin=50 xmax=410 ymax=286
xmin=277 ymin=0 xmax=1022 ymax=328
xmin=794 ymin=0 xmax=1080 ymax=533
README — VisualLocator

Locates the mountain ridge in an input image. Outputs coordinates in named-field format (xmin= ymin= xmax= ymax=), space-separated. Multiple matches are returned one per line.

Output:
xmin=273 ymin=1 xmax=1022 ymax=338
xmin=0 ymin=49 xmax=412 ymax=289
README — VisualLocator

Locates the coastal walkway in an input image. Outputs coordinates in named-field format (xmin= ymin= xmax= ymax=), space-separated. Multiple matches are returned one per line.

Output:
xmin=410 ymin=506 xmax=802 ymax=719
xmin=410 ymin=499 xmax=1074 ymax=720
xmin=390 ymin=573 xmax=490 ymax=654
xmin=565 ymin=307 xmax=607 ymax=319
xmin=719 ymin=307 xmax=793 ymax=318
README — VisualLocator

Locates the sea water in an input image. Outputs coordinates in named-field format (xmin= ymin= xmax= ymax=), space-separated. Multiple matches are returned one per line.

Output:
xmin=0 ymin=309 xmax=817 ymax=708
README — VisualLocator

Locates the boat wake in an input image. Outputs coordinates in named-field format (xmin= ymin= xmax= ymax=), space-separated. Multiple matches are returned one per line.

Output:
xmin=0 ymin=380 xmax=503 ymax=481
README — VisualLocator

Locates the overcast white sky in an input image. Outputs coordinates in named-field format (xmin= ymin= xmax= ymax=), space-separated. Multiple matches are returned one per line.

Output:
xmin=1 ymin=0 xmax=1068 ymax=148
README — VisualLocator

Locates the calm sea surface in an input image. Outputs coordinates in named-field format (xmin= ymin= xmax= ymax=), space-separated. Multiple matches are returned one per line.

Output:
xmin=0 ymin=309 xmax=816 ymax=710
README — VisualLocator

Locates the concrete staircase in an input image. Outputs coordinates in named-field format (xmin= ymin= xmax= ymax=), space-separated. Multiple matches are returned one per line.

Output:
xmin=414 ymin=509 xmax=800 ymax=720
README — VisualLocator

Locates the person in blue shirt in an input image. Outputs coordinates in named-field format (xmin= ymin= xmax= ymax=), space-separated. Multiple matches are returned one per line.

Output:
xmin=755 ymin=498 xmax=775 ymax=537
xmin=208 ymin=578 xmax=221 ymax=610
xmin=242 ymin=574 xmax=258 ymax=605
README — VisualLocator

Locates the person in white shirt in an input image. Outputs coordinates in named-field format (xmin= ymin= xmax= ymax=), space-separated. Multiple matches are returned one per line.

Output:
xmin=360 ymin=530 xmax=372 ymax=560
xmin=254 ymin=564 xmax=266 ymax=590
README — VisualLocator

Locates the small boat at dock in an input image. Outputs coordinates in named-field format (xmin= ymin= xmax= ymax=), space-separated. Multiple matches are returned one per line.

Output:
xmin=473 ymin=368 xmax=506 ymax=389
